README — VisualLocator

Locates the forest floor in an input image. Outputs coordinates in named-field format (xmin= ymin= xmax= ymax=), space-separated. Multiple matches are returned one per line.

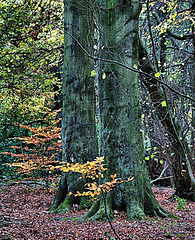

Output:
xmin=0 ymin=182 xmax=194 ymax=240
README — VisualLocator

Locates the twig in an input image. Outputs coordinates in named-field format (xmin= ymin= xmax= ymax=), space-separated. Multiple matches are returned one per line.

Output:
xmin=52 ymin=23 xmax=194 ymax=103
xmin=145 ymin=1 xmax=195 ymax=186
xmin=150 ymin=176 xmax=173 ymax=184
xmin=150 ymin=164 xmax=172 ymax=184
xmin=102 ymin=192 xmax=121 ymax=240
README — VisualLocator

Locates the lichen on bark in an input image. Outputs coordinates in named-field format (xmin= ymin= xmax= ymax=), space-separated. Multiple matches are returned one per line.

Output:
xmin=85 ymin=0 xmax=173 ymax=220
xmin=51 ymin=0 xmax=174 ymax=219
xmin=50 ymin=0 xmax=98 ymax=213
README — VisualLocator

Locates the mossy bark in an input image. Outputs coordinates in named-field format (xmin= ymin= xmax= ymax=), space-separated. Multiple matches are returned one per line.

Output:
xmin=50 ymin=0 xmax=98 ymax=213
xmin=85 ymin=0 xmax=173 ymax=220
xmin=49 ymin=173 xmax=67 ymax=212
xmin=83 ymin=193 xmax=114 ymax=221
xmin=51 ymin=0 xmax=175 ymax=219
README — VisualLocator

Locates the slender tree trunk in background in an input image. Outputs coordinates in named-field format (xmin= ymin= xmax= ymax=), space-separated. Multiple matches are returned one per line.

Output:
xmin=50 ymin=0 xmax=98 ymax=213
xmin=139 ymin=42 xmax=195 ymax=201
xmin=84 ymin=0 xmax=172 ymax=220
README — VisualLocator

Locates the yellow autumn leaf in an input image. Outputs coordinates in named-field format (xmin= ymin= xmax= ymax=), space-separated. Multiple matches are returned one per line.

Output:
xmin=89 ymin=183 xmax=97 ymax=190
xmin=127 ymin=177 xmax=134 ymax=181
xmin=110 ymin=173 xmax=117 ymax=178
xmin=91 ymin=70 xmax=96 ymax=77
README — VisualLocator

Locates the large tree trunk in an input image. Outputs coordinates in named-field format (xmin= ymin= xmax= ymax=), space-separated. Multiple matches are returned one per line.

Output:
xmin=84 ymin=0 xmax=172 ymax=220
xmin=50 ymin=0 xmax=98 ymax=213
xmin=191 ymin=0 xmax=195 ymax=192
xmin=139 ymin=42 xmax=195 ymax=201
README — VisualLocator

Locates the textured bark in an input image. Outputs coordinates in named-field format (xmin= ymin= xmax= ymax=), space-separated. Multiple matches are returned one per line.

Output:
xmin=191 ymin=0 xmax=195 ymax=190
xmin=84 ymin=0 xmax=172 ymax=220
xmin=51 ymin=0 xmax=174 ymax=219
xmin=50 ymin=0 xmax=98 ymax=213
xmin=139 ymin=42 xmax=195 ymax=201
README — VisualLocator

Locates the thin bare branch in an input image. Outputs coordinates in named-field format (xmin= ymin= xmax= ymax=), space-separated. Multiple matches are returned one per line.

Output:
xmin=52 ymin=24 xmax=195 ymax=103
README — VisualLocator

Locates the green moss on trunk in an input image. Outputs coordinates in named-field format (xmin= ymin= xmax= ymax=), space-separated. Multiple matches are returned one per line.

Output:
xmin=82 ymin=197 xmax=114 ymax=221
xmin=50 ymin=0 xmax=98 ymax=212
xmin=88 ymin=0 xmax=173 ymax=220
xmin=51 ymin=0 xmax=175 ymax=219
xmin=79 ymin=196 xmax=93 ymax=210
xmin=55 ymin=196 xmax=74 ymax=214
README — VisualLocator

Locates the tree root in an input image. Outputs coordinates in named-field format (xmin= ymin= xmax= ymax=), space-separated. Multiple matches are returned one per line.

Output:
xmin=81 ymin=198 xmax=122 ymax=240
xmin=82 ymin=198 xmax=113 ymax=221
xmin=82 ymin=200 xmax=100 ymax=220
xmin=50 ymin=195 xmax=74 ymax=214
xmin=126 ymin=202 xmax=146 ymax=220
xmin=144 ymin=182 xmax=174 ymax=218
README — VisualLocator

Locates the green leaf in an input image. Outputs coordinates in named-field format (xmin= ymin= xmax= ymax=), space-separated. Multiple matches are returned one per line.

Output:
xmin=102 ymin=73 xmax=106 ymax=79
xmin=155 ymin=72 xmax=160 ymax=78
xmin=145 ymin=156 xmax=150 ymax=160
xmin=160 ymin=160 xmax=163 ymax=164
xmin=161 ymin=101 xmax=167 ymax=107
xmin=91 ymin=70 xmax=96 ymax=77
xmin=171 ymin=153 xmax=174 ymax=156
xmin=151 ymin=154 xmax=154 ymax=159
xmin=133 ymin=64 xmax=137 ymax=69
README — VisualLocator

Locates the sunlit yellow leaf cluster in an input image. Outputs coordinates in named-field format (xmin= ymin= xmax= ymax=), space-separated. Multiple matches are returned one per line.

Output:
xmin=74 ymin=173 xmax=134 ymax=199
xmin=50 ymin=156 xmax=106 ymax=180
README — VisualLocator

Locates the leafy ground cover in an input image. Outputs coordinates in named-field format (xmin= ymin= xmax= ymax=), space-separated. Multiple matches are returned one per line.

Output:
xmin=0 ymin=183 xmax=194 ymax=239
